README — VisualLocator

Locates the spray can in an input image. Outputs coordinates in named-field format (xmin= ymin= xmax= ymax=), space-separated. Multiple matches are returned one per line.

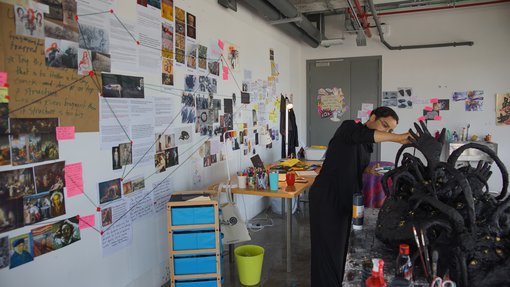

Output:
xmin=352 ymin=193 xmax=364 ymax=230
xmin=365 ymin=258 xmax=387 ymax=287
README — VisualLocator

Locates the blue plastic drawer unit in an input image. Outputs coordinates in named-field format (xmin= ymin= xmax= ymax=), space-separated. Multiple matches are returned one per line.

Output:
xmin=171 ymin=206 xmax=215 ymax=225
xmin=174 ymin=254 xmax=217 ymax=275
xmin=172 ymin=230 xmax=216 ymax=251
xmin=175 ymin=278 xmax=217 ymax=287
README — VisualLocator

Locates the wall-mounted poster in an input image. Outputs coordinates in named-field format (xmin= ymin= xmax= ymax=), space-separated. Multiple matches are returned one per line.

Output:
xmin=317 ymin=87 xmax=347 ymax=121
xmin=397 ymin=87 xmax=413 ymax=109
xmin=465 ymin=90 xmax=484 ymax=111
xmin=496 ymin=93 xmax=510 ymax=125
xmin=382 ymin=91 xmax=397 ymax=107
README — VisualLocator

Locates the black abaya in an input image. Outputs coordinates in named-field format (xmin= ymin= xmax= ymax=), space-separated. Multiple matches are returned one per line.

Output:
xmin=310 ymin=120 xmax=374 ymax=287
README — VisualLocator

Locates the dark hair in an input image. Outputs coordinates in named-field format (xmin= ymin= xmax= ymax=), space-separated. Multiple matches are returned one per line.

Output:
xmin=370 ymin=107 xmax=399 ymax=123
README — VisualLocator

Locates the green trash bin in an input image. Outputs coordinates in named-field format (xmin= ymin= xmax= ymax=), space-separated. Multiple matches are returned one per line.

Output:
xmin=235 ymin=245 xmax=264 ymax=286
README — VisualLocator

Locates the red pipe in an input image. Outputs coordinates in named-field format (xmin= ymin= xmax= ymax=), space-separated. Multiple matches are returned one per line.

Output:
xmin=366 ymin=0 xmax=510 ymax=16
xmin=353 ymin=0 xmax=373 ymax=37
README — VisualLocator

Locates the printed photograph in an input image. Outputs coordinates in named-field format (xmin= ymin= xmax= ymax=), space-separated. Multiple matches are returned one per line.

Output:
xmin=397 ymin=88 xmax=413 ymax=109
xmin=161 ymin=0 xmax=174 ymax=21
xmin=155 ymin=133 xmax=166 ymax=153
xmin=15 ymin=4 xmax=45 ymax=39
xmin=496 ymin=93 xmax=510 ymax=125
xmin=165 ymin=147 xmax=178 ymax=168
xmin=31 ymin=224 xmax=56 ymax=257
xmin=175 ymin=21 xmax=185 ymax=36
xmin=0 ymin=236 xmax=8 ymax=269
xmin=34 ymin=161 xmax=65 ymax=193
xmin=39 ymin=0 xmax=64 ymax=21
xmin=91 ymin=52 xmax=111 ymax=73
xmin=44 ymin=38 xmax=78 ymax=69
xmin=382 ymin=91 xmax=398 ymax=107
xmin=132 ymin=177 xmax=145 ymax=191
xmin=162 ymin=72 xmax=173 ymax=86
xmin=78 ymin=49 xmax=93 ymax=75
xmin=9 ymin=118 xmax=59 ymax=135
xmin=225 ymin=42 xmax=240 ymax=71
xmin=187 ymin=26 xmax=196 ymax=39
xmin=101 ymin=207 xmax=112 ymax=227
xmin=102 ymin=73 xmax=144 ymax=98
xmin=186 ymin=43 xmax=197 ymax=69
xmin=62 ymin=0 xmax=78 ymax=28
xmin=137 ymin=0 xmax=148 ymax=6
xmin=181 ymin=92 xmax=196 ymax=124
xmin=9 ymin=233 xmax=33 ymax=269
xmin=44 ymin=19 xmax=79 ymax=42
xmin=452 ymin=91 xmax=468 ymax=102
xmin=162 ymin=57 xmax=173 ymax=74
xmin=49 ymin=189 xmax=66 ymax=217
xmin=148 ymin=0 xmax=161 ymax=9
xmin=208 ymin=61 xmax=220 ymax=76
xmin=122 ymin=181 xmax=133 ymax=196
xmin=162 ymin=22 xmax=174 ymax=58
xmin=155 ymin=152 xmax=166 ymax=173
xmin=175 ymin=33 xmax=185 ymax=50
xmin=51 ymin=216 xmax=80 ymax=248
xmin=22 ymin=133 xmax=59 ymax=165
xmin=0 ymin=103 xmax=7 ymax=134
xmin=199 ymin=76 xmax=217 ymax=94
xmin=437 ymin=99 xmax=450 ymax=110
xmin=187 ymin=12 xmax=196 ymax=27
xmin=24 ymin=191 xmax=52 ymax=225
xmin=175 ymin=48 xmax=185 ymax=64
xmin=184 ymin=74 xmax=197 ymax=92
xmin=0 ymin=168 xmax=35 ymax=200
xmin=175 ymin=6 xmax=185 ymax=22
xmin=164 ymin=133 xmax=175 ymax=149
xmin=78 ymin=23 xmax=110 ymax=54
xmin=198 ymin=45 xmax=207 ymax=70
xmin=98 ymin=178 xmax=121 ymax=205
xmin=0 ymin=135 xmax=10 ymax=166
xmin=174 ymin=126 xmax=192 ymax=145
xmin=112 ymin=146 xmax=121 ymax=170
xmin=0 ymin=199 xmax=24 ymax=233
xmin=465 ymin=90 xmax=484 ymax=111
xmin=119 ymin=143 xmax=132 ymax=166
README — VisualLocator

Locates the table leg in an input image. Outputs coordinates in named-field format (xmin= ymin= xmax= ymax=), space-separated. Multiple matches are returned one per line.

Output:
xmin=286 ymin=197 xmax=292 ymax=272
xmin=281 ymin=198 xmax=285 ymax=219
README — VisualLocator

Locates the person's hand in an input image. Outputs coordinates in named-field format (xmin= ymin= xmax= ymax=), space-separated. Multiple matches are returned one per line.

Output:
xmin=397 ymin=132 xmax=411 ymax=144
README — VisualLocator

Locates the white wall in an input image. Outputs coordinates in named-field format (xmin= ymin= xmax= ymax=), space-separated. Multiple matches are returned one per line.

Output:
xmin=299 ymin=4 xmax=510 ymax=191
xmin=0 ymin=1 xmax=303 ymax=286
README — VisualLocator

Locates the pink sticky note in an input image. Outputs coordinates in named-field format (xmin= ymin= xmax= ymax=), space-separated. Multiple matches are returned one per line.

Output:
xmin=223 ymin=66 xmax=229 ymax=80
xmin=417 ymin=116 xmax=426 ymax=122
xmin=434 ymin=115 xmax=442 ymax=121
xmin=56 ymin=126 xmax=75 ymax=140
xmin=366 ymin=110 xmax=372 ymax=115
xmin=354 ymin=120 xmax=361 ymax=123
xmin=79 ymin=214 xmax=95 ymax=230
xmin=430 ymin=98 xmax=438 ymax=103
xmin=424 ymin=106 xmax=433 ymax=111
xmin=218 ymin=39 xmax=224 ymax=50
xmin=65 ymin=163 xmax=84 ymax=197
xmin=0 ymin=72 xmax=7 ymax=86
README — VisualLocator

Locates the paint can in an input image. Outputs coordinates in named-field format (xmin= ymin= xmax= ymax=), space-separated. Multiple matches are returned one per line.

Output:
xmin=352 ymin=193 xmax=364 ymax=230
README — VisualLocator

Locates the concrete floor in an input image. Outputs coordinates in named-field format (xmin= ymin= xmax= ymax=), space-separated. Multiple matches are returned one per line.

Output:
xmin=222 ymin=200 xmax=311 ymax=287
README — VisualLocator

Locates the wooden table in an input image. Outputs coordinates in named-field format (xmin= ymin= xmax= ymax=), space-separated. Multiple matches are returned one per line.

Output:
xmin=208 ymin=162 xmax=319 ymax=273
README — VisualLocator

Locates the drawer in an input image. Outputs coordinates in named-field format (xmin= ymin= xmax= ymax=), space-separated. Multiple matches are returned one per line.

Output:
xmin=171 ymin=206 xmax=215 ymax=225
xmin=174 ymin=254 xmax=217 ymax=275
xmin=172 ymin=230 xmax=216 ymax=251
xmin=175 ymin=278 xmax=218 ymax=287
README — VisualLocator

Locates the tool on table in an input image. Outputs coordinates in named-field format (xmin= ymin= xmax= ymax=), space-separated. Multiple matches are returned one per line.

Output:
xmin=412 ymin=226 xmax=430 ymax=281
xmin=420 ymin=229 xmax=432 ymax=278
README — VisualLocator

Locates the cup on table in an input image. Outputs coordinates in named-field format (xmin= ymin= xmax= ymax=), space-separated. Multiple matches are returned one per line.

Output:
xmin=286 ymin=172 xmax=296 ymax=187
xmin=238 ymin=175 xmax=247 ymax=189
xmin=269 ymin=172 xmax=279 ymax=191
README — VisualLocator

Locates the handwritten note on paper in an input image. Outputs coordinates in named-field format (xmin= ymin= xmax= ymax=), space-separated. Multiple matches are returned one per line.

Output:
xmin=102 ymin=200 xmax=133 ymax=256
xmin=65 ymin=163 xmax=84 ymax=197
xmin=223 ymin=66 xmax=229 ymax=80
xmin=153 ymin=178 xmax=173 ymax=213
xmin=218 ymin=39 xmax=224 ymax=50
xmin=128 ymin=190 xmax=154 ymax=222
xmin=79 ymin=214 xmax=96 ymax=230
xmin=0 ymin=72 xmax=7 ymax=86
xmin=430 ymin=98 xmax=439 ymax=103
xmin=56 ymin=126 xmax=75 ymax=140
xmin=0 ymin=9 xmax=99 ymax=132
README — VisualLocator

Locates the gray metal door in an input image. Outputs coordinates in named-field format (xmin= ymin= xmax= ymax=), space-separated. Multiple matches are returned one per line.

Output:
xmin=306 ymin=56 xmax=382 ymax=161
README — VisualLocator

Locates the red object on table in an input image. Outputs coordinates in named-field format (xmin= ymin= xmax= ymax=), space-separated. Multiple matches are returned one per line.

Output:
xmin=362 ymin=161 xmax=394 ymax=208
xmin=286 ymin=172 xmax=296 ymax=187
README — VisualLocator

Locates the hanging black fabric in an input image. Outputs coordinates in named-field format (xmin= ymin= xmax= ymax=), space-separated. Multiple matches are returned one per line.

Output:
xmin=287 ymin=108 xmax=298 ymax=157
xmin=280 ymin=94 xmax=286 ymax=158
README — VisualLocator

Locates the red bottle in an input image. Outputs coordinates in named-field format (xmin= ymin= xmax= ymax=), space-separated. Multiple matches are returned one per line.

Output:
xmin=396 ymin=244 xmax=413 ymax=281
xmin=366 ymin=258 xmax=387 ymax=287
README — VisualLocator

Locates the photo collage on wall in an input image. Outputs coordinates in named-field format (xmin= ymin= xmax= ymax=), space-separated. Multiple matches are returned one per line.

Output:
xmin=174 ymin=7 xmax=185 ymax=65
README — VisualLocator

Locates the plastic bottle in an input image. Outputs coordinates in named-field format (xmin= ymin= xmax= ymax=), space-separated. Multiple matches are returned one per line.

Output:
xmin=352 ymin=193 xmax=364 ymax=230
xmin=366 ymin=258 xmax=387 ymax=287
xmin=396 ymin=244 xmax=413 ymax=281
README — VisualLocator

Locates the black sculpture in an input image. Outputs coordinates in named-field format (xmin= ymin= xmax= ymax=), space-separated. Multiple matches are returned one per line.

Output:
xmin=376 ymin=121 xmax=510 ymax=286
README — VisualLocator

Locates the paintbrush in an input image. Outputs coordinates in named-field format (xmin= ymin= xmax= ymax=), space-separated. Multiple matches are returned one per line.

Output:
xmin=421 ymin=229 xmax=432 ymax=279
xmin=412 ymin=226 xmax=430 ymax=281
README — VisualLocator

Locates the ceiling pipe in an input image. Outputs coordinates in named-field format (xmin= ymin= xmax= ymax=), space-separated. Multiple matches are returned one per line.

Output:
xmin=352 ymin=0 xmax=372 ymax=37
xmin=241 ymin=0 xmax=321 ymax=47
xmin=366 ymin=0 xmax=510 ymax=16
xmin=366 ymin=0 xmax=474 ymax=50
xmin=265 ymin=0 xmax=322 ymax=45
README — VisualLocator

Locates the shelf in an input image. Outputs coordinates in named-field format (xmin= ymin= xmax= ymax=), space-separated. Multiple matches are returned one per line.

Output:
xmin=170 ymin=224 xmax=217 ymax=230
xmin=174 ymin=273 xmax=220 ymax=280
xmin=170 ymin=249 xmax=219 ymax=255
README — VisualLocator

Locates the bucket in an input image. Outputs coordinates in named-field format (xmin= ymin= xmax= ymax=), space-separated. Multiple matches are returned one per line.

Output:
xmin=235 ymin=245 xmax=264 ymax=286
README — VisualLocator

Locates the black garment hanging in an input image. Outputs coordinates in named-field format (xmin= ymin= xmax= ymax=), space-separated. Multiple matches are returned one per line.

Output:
xmin=287 ymin=108 xmax=298 ymax=157
xmin=309 ymin=120 xmax=374 ymax=287
xmin=280 ymin=94 xmax=286 ymax=158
